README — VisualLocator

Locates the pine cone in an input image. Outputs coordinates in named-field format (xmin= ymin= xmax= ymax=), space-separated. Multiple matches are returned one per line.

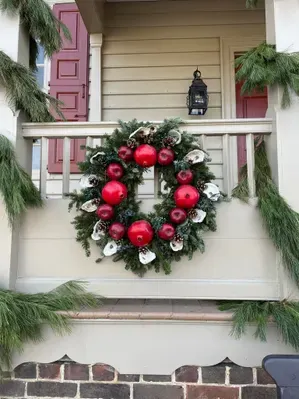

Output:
xmin=196 ymin=180 xmax=206 ymax=192
xmin=162 ymin=136 xmax=176 ymax=148
xmin=92 ymin=198 xmax=101 ymax=206
xmin=173 ymin=233 xmax=183 ymax=243
xmin=138 ymin=247 xmax=148 ymax=255
xmin=98 ymin=220 xmax=109 ymax=231
xmin=143 ymin=133 xmax=154 ymax=144
xmin=127 ymin=138 xmax=137 ymax=149
xmin=188 ymin=208 xmax=197 ymax=219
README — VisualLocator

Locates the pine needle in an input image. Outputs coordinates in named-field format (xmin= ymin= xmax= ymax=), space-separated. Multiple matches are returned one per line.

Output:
xmin=0 ymin=134 xmax=43 ymax=225
xmin=233 ymin=141 xmax=299 ymax=287
xmin=0 ymin=0 xmax=71 ymax=70
xmin=0 ymin=281 xmax=99 ymax=369
xmin=219 ymin=301 xmax=299 ymax=351
xmin=236 ymin=42 xmax=299 ymax=108
xmin=0 ymin=50 xmax=64 ymax=122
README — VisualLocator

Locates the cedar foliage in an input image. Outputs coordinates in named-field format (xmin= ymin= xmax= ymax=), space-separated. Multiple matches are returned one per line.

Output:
xmin=0 ymin=50 xmax=64 ymax=122
xmin=219 ymin=301 xmax=299 ymax=351
xmin=0 ymin=0 xmax=71 ymax=70
xmin=0 ymin=281 xmax=98 ymax=369
xmin=236 ymin=42 xmax=299 ymax=108
xmin=0 ymin=134 xmax=42 ymax=224
xmin=233 ymin=141 xmax=299 ymax=287
xmin=68 ymin=119 xmax=223 ymax=276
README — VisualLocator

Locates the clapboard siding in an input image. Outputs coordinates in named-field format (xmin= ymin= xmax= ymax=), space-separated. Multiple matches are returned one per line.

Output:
xmin=102 ymin=0 xmax=265 ymax=122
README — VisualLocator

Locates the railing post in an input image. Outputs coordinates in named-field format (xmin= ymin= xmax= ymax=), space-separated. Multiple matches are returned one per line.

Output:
xmin=0 ymin=12 xmax=32 ymax=289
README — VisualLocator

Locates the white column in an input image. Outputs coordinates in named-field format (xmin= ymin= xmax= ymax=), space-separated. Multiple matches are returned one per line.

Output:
xmin=89 ymin=33 xmax=103 ymax=122
xmin=0 ymin=11 xmax=32 ymax=289
xmin=265 ymin=0 xmax=299 ymax=211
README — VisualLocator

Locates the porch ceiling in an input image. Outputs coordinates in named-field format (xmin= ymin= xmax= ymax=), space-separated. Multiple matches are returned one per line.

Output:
xmin=76 ymin=0 xmax=105 ymax=33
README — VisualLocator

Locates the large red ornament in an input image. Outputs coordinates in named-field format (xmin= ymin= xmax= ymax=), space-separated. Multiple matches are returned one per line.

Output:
xmin=118 ymin=146 xmax=134 ymax=162
xmin=102 ymin=181 xmax=127 ymax=205
xmin=157 ymin=148 xmax=175 ymax=166
xmin=96 ymin=204 xmax=114 ymax=220
xmin=109 ymin=222 xmax=126 ymax=240
xmin=106 ymin=163 xmax=124 ymax=180
xmin=134 ymin=144 xmax=157 ymax=167
xmin=174 ymin=185 xmax=200 ymax=209
xmin=169 ymin=208 xmax=187 ymax=224
xmin=158 ymin=223 xmax=175 ymax=241
xmin=176 ymin=169 xmax=193 ymax=185
xmin=128 ymin=220 xmax=154 ymax=247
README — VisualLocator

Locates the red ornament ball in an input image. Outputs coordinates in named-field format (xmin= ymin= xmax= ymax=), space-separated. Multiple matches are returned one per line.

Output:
xmin=106 ymin=163 xmax=124 ymax=180
xmin=169 ymin=208 xmax=187 ymax=224
xmin=118 ymin=146 xmax=134 ymax=162
xmin=109 ymin=222 xmax=126 ymax=241
xmin=96 ymin=204 xmax=114 ymax=220
xmin=134 ymin=144 xmax=157 ymax=167
xmin=102 ymin=181 xmax=128 ymax=205
xmin=174 ymin=185 xmax=200 ymax=209
xmin=176 ymin=169 xmax=193 ymax=185
xmin=157 ymin=148 xmax=175 ymax=166
xmin=128 ymin=220 xmax=154 ymax=247
xmin=158 ymin=223 xmax=175 ymax=241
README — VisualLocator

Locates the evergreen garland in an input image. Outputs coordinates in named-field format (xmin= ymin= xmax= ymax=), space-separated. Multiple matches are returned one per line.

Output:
xmin=236 ymin=42 xmax=299 ymax=108
xmin=218 ymin=300 xmax=299 ymax=351
xmin=0 ymin=0 xmax=71 ymax=70
xmin=233 ymin=140 xmax=299 ymax=287
xmin=0 ymin=50 xmax=64 ymax=122
xmin=0 ymin=134 xmax=42 ymax=225
xmin=0 ymin=281 xmax=98 ymax=369
xmin=68 ymin=119 xmax=224 ymax=276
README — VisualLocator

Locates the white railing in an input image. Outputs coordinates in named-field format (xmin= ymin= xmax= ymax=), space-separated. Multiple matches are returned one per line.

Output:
xmin=22 ymin=119 xmax=272 ymax=199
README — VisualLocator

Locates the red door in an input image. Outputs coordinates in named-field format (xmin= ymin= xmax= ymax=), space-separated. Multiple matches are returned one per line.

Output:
xmin=48 ymin=3 xmax=89 ymax=173
xmin=235 ymin=70 xmax=268 ymax=169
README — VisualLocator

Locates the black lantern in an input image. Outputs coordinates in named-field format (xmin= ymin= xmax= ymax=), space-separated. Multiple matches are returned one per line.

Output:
xmin=187 ymin=68 xmax=209 ymax=115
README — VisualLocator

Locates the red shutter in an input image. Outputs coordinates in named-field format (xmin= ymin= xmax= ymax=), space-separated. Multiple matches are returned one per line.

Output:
xmin=48 ymin=3 xmax=89 ymax=173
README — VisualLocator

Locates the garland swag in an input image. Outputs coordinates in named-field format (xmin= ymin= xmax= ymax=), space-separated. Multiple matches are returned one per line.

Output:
xmin=0 ymin=134 xmax=42 ymax=224
xmin=219 ymin=301 xmax=299 ymax=351
xmin=68 ymin=119 xmax=224 ymax=276
xmin=0 ymin=281 xmax=98 ymax=369
xmin=236 ymin=42 xmax=299 ymax=108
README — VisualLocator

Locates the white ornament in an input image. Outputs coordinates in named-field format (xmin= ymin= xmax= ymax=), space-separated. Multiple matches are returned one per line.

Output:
xmin=103 ymin=241 xmax=119 ymax=256
xmin=139 ymin=249 xmax=156 ymax=265
xmin=91 ymin=221 xmax=106 ymax=241
xmin=170 ymin=239 xmax=183 ymax=252
xmin=184 ymin=149 xmax=205 ymax=164
xmin=80 ymin=174 xmax=98 ymax=189
xmin=168 ymin=129 xmax=182 ymax=145
xmin=90 ymin=152 xmax=105 ymax=164
xmin=191 ymin=209 xmax=206 ymax=223
xmin=80 ymin=200 xmax=98 ymax=213
xmin=129 ymin=124 xmax=158 ymax=139
xmin=204 ymin=183 xmax=221 ymax=201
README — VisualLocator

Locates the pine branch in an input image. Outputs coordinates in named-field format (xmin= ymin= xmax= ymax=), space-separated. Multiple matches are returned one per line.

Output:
xmin=218 ymin=300 xmax=299 ymax=351
xmin=0 ymin=134 xmax=43 ymax=225
xmin=0 ymin=281 xmax=99 ymax=369
xmin=0 ymin=50 xmax=64 ymax=122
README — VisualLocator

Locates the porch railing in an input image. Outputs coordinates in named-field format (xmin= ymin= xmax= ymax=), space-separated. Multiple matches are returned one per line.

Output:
xmin=22 ymin=119 xmax=272 ymax=199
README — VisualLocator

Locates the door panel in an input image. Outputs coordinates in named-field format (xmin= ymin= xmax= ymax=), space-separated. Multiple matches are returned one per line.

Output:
xmin=48 ymin=3 xmax=89 ymax=174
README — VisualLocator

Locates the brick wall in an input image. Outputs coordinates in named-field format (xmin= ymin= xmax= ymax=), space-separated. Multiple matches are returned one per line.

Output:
xmin=0 ymin=359 xmax=277 ymax=398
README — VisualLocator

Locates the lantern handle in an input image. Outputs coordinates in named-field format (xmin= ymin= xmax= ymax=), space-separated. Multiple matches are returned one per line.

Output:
xmin=193 ymin=68 xmax=201 ymax=80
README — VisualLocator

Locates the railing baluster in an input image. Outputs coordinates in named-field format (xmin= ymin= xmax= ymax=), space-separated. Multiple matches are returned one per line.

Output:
xmin=40 ymin=137 xmax=48 ymax=198
xmin=222 ymin=134 xmax=231 ymax=196
xmin=86 ymin=136 xmax=93 ymax=150
xmin=246 ymin=133 xmax=256 ymax=198
xmin=154 ymin=168 xmax=160 ymax=199
xmin=62 ymin=137 xmax=71 ymax=196
xmin=201 ymin=134 xmax=206 ymax=150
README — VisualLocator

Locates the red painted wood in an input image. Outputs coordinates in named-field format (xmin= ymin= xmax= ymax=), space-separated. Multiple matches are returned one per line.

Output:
xmin=235 ymin=78 xmax=268 ymax=169
xmin=48 ymin=3 xmax=89 ymax=174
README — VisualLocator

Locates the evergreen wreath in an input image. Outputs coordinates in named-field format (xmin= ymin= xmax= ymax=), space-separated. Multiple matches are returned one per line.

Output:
xmin=0 ymin=134 xmax=42 ymax=224
xmin=68 ymin=119 xmax=224 ymax=276
xmin=236 ymin=42 xmax=299 ymax=108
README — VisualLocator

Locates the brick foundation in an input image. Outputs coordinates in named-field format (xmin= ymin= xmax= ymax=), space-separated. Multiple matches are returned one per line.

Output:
xmin=1 ymin=359 xmax=277 ymax=398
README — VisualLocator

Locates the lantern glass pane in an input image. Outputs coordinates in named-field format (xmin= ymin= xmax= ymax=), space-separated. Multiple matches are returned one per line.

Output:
xmin=194 ymin=93 xmax=205 ymax=104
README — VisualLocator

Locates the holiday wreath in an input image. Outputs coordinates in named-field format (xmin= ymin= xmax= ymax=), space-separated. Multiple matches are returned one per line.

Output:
xmin=69 ymin=119 xmax=223 ymax=276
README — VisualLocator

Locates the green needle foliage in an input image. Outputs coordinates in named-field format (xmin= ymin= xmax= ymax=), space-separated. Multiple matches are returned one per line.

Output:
xmin=0 ymin=134 xmax=42 ymax=225
xmin=246 ymin=0 xmax=258 ymax=7
xmin=0 ymin=281 xmax=99 ymax=369
xmin=233 ymin=141 xmax=299 ymax=287
xmin=0 ymin=50 xmax=64 ymax=122
xmin=219 ymin=301 xmax=299 ymax=351
xmin=0 ymin=0 xmax=71 ymax=70
xmin=236 ymin=42 xmax=299 ymax=108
